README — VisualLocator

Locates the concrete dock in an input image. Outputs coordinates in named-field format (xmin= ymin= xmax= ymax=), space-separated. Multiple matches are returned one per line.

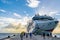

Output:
xmin=0 ymin=34 xmax=60 ymax=40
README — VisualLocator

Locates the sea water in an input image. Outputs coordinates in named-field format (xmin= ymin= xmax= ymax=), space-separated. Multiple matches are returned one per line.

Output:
xmin=0 ymin=33 xmax=18 ymax=39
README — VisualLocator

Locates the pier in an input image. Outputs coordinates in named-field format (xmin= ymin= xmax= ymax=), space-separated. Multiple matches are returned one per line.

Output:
xmin=0 ymin=34 xmax=60 ymax=40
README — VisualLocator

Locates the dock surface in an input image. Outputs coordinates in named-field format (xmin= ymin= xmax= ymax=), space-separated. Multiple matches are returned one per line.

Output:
xmin=0 ymin=34 xmax=60 ymax=40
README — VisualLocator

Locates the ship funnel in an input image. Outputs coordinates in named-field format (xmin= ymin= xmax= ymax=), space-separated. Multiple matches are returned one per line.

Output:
xmin=35 ymin=13 xmax=40 ymax=16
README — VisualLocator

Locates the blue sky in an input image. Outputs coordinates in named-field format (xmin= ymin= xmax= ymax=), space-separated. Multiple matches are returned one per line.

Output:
xmin=0 ymin=0 xmax=36 ymax=18
xmin=0 ymin=0 xmax=60 ymax=18
xmin=0 ymin=0 xmax=60 ymax=32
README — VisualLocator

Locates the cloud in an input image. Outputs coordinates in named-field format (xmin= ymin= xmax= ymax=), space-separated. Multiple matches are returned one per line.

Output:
xmin=26 ymin=0 xmax=40 ymax=8
xmin=0 ymin=9 xmax=6 ymax=12
xmin=17 ymin=14 xmax=32 ymax=26
xmin=0 ymin=22 xmax=8 ymax=28
xmin=0 ymin=17 xmax=21 ymax=25
xmin=0 ymin=15 xmax=32 ymax=28
xmin=0 ymin=16 xmax=31 ymax=33
xmin=0 ymin=17 xmax=23 ymax=30
xmin=49 ymin=11 xmax=58 ymax=16
xmin=0 ymin=13 xmax=32 ymax=26
xmin=55 ymin=13 xmax=60 ymax=15
xmin=0 ymin=11 xmax=32 ymax=33
xmin=37 ymin=7 xmax=59 ymax=16
xmin=13 ymin=13 xmax=21 ymax=18
xmin=39 ymin=10 xmax=58 ymax=16
xmin=0 ymin=12 xmax=32 ymax=33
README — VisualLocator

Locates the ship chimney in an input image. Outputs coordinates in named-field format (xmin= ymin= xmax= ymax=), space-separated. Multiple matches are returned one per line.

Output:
xmin=35 ymin=13 xmax=40 ymax=16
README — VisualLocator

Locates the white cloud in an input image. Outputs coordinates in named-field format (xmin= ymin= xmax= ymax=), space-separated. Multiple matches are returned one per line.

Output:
xmin=37 ymin=7 xmax=59 ymax=16
xmin=58 ymin=19 xmax=60 ymax=21
xmin=0 ymin=17 xmax=21 ymax=25
xmin=49 ymin=11 xmax=58 ymax=16
xmin=20 ymin=15 xmax=32 ymax=25
xmin=26 ymin=0 xmax=40 ymax=8
xmin=0 ymin=16 xmax=32 ymax=27
xmin=13 ymin=13 xmax=21 ymax=18
xmin=0 ymin=9 xmax=6 ymax=12
xmin=0 ymin=12 xmax=32 ymax=30
xmin=55 ymin=13 xmax=60 ymax=15
xmin=39 ymin=11 xmax=58 ymax=16
xmin=0 ymin=17 xmax=23 ymax=29
xmin=0 ymin=14 xmax=32 ymax=33
xmin=0 ymin=22 xmax=8 ymax=28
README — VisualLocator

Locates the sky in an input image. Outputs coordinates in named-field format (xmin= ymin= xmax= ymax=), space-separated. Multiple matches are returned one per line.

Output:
xmin=0 ymin=0 xmax=60 ymax=33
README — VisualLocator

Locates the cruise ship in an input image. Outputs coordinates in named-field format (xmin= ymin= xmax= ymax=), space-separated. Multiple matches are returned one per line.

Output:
xmin=27 ymin=14 xmax=59 ymax=34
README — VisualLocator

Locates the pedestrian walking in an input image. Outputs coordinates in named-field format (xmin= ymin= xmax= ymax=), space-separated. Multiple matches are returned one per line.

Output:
xmin=20 ymin=32 xmax=24 ymax=40
xmin=30 ymin=33 xmax=32 ymax=38
xmin=26 ymin=33 xmax=28 ymax=38
xmin=43 ymin=33 xmax=45 ymax=39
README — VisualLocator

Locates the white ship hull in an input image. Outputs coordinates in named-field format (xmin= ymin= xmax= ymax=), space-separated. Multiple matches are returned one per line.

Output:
xmin=33 ymin=20 xmax=58 ymax=31
xmin=27 ymin=14 xmax=59 ymax=33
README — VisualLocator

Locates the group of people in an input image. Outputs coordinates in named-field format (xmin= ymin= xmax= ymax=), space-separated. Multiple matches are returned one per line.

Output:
xmin=41 ymin=32 xmax=52 ymax=39
xmin=20 ymin=32 xmax=32 ymax=40
xmin=20 ymin=32 xmax=53 ymax=40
